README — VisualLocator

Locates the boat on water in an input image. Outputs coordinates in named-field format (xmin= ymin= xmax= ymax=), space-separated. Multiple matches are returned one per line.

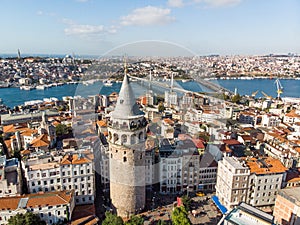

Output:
xmin=20 ymin=85 xmax=34 ymax=91
xmin=103 ymin=79 xmax=113 ymax=87
xmin=36 ymin=85 xmax=48 ymax=90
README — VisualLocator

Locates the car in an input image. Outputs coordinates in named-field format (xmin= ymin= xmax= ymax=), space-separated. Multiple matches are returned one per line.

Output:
xmin=196 ymin=192 xmax=205 ymax=197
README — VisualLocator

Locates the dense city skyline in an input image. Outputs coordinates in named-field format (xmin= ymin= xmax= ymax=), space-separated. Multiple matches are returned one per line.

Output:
xmin=1 ymin=0 xmax=300 ymax=56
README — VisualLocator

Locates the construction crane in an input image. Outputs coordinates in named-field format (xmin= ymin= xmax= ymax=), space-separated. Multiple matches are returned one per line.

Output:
xmin=261 ymin=91 xmax=272 ymax=99
xmin=251 ymin=90 xmax=259 ymax=98
xmin=275 ymin=78 xmax=283 ymax=99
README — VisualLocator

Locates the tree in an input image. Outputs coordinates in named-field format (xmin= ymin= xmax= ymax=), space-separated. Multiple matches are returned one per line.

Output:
xmin=171 ymin=206 xmax=191 ymax=225
xmin=124 ymin=215 xmax=144 ymax=225
xmin=231 ymin=94 xmax=241 ymax=103
xmin=158 ymin=102 xmax=165 ymax=112
xmin=102 ymin=212 xmax=124 ymax=225
xmin=55 ymin=124 xmax=69 ymax=136
xmin=8 ymin=212 xmax=46 ymax=225
xmin=181 ymin=195 xmax=191 ymax=211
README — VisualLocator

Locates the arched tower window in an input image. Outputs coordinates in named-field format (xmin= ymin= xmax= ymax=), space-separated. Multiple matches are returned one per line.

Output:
xmin=113 ymin=133 xmax=119 ymax=143
xmin=121 ymin=134 xmax=127 ymax=144
xmin=123 ymin=156 xmax=127 ymax=162
xmin=138 ymin=132 xmax=143 ymax=141
xmin=131 ymin=134 xmax=136 ymax=144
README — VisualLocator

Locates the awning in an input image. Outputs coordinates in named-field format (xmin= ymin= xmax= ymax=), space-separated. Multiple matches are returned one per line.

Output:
xmin=212 ymin=195 xmax=227 ymax=214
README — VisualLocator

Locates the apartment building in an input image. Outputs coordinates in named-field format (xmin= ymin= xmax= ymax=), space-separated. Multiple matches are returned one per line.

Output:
xmin=0 ymin=190 xmax=74 ymax=225
xmin=159 ymin=138 xmax=201 ymax=194
xmin=247 ymin=157 xmax=287 ymax=207
xmin=216 ymin=157 xmax=250 ymax=210
xmin=273 ymin=187 xmax=300 ymax=225
xmin=216 ymin=156 xmax=287 ymax=210
xmin=25 ymin=152 xmax=94 ymax=205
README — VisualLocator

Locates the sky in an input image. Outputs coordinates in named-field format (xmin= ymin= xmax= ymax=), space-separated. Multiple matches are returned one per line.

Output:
xmin=1 ymin=0 xmax=299 ymax=56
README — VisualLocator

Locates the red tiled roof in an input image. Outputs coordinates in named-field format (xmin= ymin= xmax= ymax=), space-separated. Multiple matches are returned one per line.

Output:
xmin=30 ymin=134 xmax=50 ymax=148
xmin=191 ymin=139 xmax=205 ymax=149
xmin=222 ymin=139 xmax=241 ymax=145
xmin=0 ymin=190 xmax=73 ymax=210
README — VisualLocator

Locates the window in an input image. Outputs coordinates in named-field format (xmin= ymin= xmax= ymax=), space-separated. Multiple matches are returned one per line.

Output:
xmin=74 ymin=171 xmax=77 ymax=175
xmin=123 ymin=157 xmax=127 ymax=162
xmin=32 ymin=182 xmax=35 ymax=186
xmin=44 ymin=181 xmax=47 ymax=185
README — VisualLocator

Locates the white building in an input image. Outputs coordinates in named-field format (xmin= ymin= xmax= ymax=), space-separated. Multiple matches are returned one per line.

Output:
xmin=261 ymin=114 xmax=281 ymax=127
xmin=165 ymin=91 xmax=178 ymax=107
xmin=159 ymin=139 xmax=201 ymax=194
xmin=25 ymin=152 xmax=94 ymax=205
xmin=0 ymin=190 xmax=74 ymax=225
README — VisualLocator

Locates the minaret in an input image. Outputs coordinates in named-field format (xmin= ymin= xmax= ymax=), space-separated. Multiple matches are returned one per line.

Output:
xmin=107 ymin=62 xmax=147 ymax=218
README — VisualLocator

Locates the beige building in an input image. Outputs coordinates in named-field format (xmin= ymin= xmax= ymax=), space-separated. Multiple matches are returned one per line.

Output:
xmin=273 ymin=187 xmax=300 ymax=225
xmin=216 ymin=156 xmax=287 ymax=210
xmin=216 ymin=157 xmax=250 ymax=210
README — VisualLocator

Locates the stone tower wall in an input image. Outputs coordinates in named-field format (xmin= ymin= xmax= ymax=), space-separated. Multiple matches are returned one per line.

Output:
xmin=109 ymin=142 xmax=145 ymax=218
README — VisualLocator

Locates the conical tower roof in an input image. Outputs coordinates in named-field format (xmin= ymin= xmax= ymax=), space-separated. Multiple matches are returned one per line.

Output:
xmin=110 ymin=73 xmax=144 ymax=119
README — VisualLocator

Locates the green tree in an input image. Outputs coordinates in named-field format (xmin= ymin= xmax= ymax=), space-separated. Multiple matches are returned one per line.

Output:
xmin=102 ymin=212 xmax=124 ymax=225
xmin=158 ymin=102 xmax=165 ymax=112
xmin=181 ymin=195 xmax=191 ymax=211
xmin=8 ymin=212 xmax=46 ymax=225
xmin=55 ymin=124 xmax=69 ymax=136
xmin=231 ymin=94 xmax=241 ymax=103
xmin=171 ymin=206 xmax=191 ymax=225
xmin=124 ymin=215 xmax=144 ymax=225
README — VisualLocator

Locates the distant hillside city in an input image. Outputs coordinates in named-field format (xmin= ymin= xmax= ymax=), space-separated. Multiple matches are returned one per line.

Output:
xmin=0 ymin=55 xmax=300 ymax=225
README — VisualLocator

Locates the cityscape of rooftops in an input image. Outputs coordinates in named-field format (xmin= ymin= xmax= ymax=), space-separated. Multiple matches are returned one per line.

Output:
xmin=0 ymin=1 xmax=300 ymax=225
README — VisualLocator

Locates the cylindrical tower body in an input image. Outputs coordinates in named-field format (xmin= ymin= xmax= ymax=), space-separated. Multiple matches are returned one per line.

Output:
xmin=107 ymin=73 xmax=147 ymax=218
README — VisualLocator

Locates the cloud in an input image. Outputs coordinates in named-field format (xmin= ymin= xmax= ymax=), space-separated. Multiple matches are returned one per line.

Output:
xmin=64 ymin=24 xmax=105 ymax=35
xmin=167 ymin=0 xmax=184 ymax=8
xmin=120 ymin=6 xmax=175 ymax=26
xmin=193 ymin=0 xmax=241 ymax=7
xmin=62 ymin=19 xmax=117 ymax=37
xmin=36 ymin=10 xmax=56 ymax=17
